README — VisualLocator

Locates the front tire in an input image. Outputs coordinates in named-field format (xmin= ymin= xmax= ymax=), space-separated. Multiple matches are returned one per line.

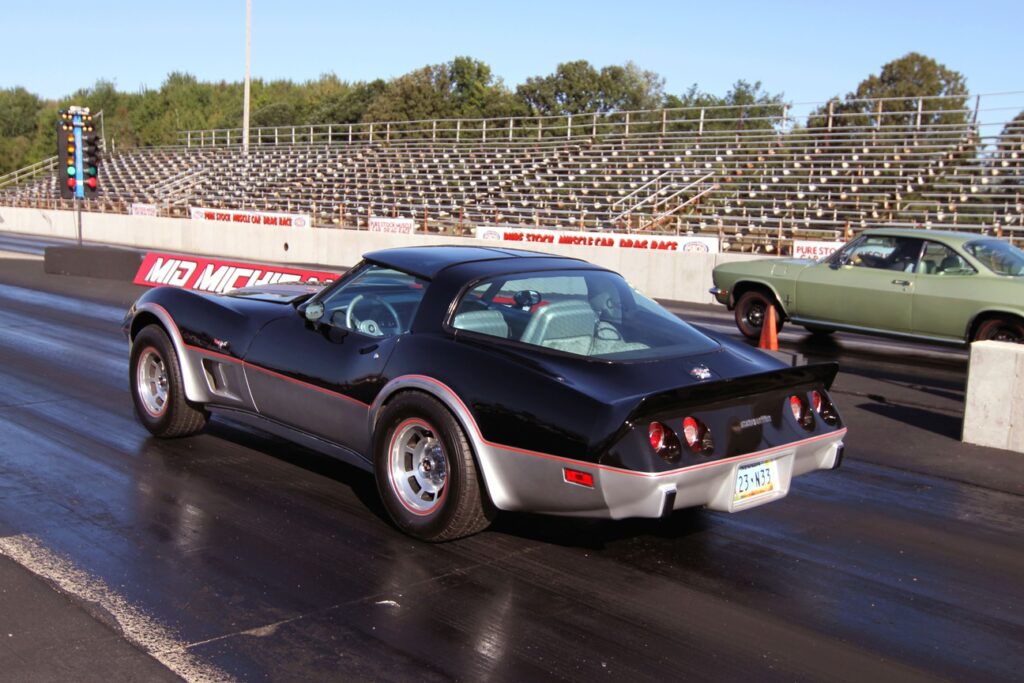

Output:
xmin=374 ymin=392 xmax=494 ymax=542
xmin=130 ymin=324 xmax=208 ymax=438
xmin=735 ymin=290 xmax=784 ymax=340
xmin=973 ymin=317 xmax=1024 ymax=343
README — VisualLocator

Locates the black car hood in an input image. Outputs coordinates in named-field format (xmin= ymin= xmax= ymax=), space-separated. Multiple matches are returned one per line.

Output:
xmin=225 ymin=282 xmax=324 ymax=304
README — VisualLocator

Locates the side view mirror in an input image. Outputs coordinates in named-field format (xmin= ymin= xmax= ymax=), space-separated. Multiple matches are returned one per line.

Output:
xmin=304 ymin=301 xmax=324 ymax=323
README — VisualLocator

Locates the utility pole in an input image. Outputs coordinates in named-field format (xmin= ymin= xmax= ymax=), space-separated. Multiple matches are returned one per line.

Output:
xmin=243 ymin=0 xmax=252 ymax=154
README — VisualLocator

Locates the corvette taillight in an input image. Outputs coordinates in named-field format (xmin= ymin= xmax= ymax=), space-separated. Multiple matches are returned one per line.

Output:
xmin=647 ymin=421 xmax=681 ymax=463
xmin=649 ymin=422 xmax=666 ymax=451
xmin=789 ymin=395 xmax=814 ymax=430
xmin=811 ymin=389 xmax=839 ymax=426
xmin=682 ymin=416 xmax=714 ymax=456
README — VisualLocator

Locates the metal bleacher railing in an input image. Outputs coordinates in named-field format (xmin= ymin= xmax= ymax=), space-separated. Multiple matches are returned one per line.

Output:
xmin=173 ymin=94 xmax=999 ymax=148
xmin=2 ymin=93 xmax=1022 ymax=253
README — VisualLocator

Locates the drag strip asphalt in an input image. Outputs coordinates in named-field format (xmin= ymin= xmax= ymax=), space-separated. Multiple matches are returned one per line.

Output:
xmin=0 ymin=255 xmax=1021 ymax=682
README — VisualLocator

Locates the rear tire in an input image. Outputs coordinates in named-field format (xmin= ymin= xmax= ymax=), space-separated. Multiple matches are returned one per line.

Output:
xmin=130 ymin=324 xmax=208 ymax=438
xmin=734 ymin=290 xmax=784 ymax=340
xmin=374 ymin=392 xmax=494 ymax=542
xmin=972 ymin=317 xmax=1024 ymax=344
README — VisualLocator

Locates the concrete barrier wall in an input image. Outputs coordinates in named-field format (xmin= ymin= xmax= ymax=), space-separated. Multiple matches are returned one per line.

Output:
xmin=962 ymin=340 xmax=1024 ymax=453
xmin=0 ymin=206 xmax=759 ymax=303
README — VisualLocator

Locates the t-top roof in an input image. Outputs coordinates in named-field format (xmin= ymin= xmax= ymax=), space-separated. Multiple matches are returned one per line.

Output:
xmin=362 ymin=245 xmax=582 ymax=279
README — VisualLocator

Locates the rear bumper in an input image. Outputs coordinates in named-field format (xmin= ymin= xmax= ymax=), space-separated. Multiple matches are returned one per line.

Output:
xmin=477 ymin=429 xmax=846 ymax=519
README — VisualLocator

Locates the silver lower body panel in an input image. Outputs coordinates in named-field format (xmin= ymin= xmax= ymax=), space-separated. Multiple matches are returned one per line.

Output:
xmin=477 ymin=430 xmax=845 ymax=519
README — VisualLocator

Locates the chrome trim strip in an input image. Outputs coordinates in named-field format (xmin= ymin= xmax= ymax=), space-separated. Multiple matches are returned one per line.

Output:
xmin=788 ymin=315 xmax=965 ymax=345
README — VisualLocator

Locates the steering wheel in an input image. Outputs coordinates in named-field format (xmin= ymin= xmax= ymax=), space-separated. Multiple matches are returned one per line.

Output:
xmin=345 ymin=294 xmax=401 ymax=337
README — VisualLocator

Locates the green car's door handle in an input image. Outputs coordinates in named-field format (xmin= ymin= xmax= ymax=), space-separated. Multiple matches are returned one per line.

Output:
xmin=891 ymin=279 xmax=911 ymax=287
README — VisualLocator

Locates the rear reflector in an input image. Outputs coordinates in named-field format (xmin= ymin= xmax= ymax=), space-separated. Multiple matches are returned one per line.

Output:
xmin=564 ymin=468 xmax=594 ymax=488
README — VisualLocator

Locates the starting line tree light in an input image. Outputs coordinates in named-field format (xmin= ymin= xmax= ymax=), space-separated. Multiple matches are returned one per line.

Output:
xmin=57 ymin=106 xmax=100 ymax=200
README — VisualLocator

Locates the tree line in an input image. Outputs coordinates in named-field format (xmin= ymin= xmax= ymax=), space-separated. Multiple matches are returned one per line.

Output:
xmin=0 ymin=53 xmax=980 ymax=176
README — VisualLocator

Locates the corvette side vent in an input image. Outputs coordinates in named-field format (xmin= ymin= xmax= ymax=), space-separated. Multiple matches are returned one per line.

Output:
xmin=201 ymin=358 xmax=241 ymax=401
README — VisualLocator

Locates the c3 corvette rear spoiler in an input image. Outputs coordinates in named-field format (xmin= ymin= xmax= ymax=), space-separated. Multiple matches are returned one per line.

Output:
xmin=623 ymin=362 xmax=840 ymax=425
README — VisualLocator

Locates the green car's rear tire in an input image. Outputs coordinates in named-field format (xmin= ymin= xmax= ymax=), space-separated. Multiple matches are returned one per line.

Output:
xmin=735 ymin=291 xmax=784 ymax=341
xmin=973 ymin=317 xmax=1024 ymax=344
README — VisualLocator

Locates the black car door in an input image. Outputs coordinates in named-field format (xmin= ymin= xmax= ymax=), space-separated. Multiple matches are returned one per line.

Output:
xmin=242 ymin=264 xmax=429 ymax=455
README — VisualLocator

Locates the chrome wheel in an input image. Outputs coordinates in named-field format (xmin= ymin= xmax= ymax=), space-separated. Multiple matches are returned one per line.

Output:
xmin=388 ymin=419 xmax=448 ymax=515
xmin=137 ymin=347 xmax=169 ymax=417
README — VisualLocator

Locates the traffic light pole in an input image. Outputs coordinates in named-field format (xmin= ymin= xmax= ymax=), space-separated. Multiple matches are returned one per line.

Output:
xmin=76 ymin=199 xmax=82 ymax=246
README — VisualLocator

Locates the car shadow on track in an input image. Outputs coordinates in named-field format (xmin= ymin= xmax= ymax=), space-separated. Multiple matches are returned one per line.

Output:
xmin=488 ymin=507 xmax=712 ymax=551
xmin=202 ymin=417 xmax=391 ymax=519
xmin=162 ymin=417 xmax=715 ymax=550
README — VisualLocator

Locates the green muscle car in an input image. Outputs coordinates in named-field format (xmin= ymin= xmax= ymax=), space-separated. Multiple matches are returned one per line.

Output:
xmin=711 ymin=228 xmax=1024 ymax=345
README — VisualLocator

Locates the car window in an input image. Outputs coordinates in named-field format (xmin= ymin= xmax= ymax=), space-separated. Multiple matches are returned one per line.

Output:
xmin=317 ymin=264 xmax=428 ymax=337
xmin=451 ymin=269 xmax=719 ymax=360
xmin=841 ymin=236 xmax=923 ymax=272
xmin=964 ymin=239 xmax=1024 ymax=276
xmin=918 ymin=241 xmax=975 ymax=276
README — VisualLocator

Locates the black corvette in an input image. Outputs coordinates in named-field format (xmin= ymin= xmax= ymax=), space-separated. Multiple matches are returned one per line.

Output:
xmin=123 ymin=246 xmax=846 ymax=541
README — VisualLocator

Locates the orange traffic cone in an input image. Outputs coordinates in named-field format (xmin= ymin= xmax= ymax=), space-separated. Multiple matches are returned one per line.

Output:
xmin=759 ymin=305 xmax=779 ymax=351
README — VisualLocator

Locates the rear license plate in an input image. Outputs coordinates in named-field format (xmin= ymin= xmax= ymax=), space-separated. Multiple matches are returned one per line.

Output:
xmin=734 ymin=458 xmax=778 ymax=503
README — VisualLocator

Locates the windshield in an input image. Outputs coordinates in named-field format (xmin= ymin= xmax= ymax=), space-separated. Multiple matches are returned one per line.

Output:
xmin=964 ymin=239 xmax=1024 ymax=276
xmin=450 ymin=269 xmax=719 ymax=360
xmin=314 ymin=263 xmax=429 ymax=336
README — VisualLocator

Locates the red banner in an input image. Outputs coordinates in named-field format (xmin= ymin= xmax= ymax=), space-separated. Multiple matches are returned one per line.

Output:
xmin=134 ymin=252 xmax=342 ymax=293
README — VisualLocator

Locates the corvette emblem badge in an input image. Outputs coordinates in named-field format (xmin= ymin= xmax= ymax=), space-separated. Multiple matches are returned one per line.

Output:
xmin=689 ymin=365 xmax=712 ymax=380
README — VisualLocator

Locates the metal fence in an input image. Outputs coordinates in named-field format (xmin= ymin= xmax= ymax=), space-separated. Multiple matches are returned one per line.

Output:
xmin=177 ymin=93 xmax=1021 ymax=149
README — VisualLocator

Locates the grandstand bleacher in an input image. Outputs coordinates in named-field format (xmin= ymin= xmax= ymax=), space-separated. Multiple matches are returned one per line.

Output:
xmin=1 ymin=93 xmax=1021 ymax=253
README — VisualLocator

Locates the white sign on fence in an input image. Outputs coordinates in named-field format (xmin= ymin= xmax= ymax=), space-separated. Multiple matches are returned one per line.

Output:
xmin=190 ymin=206 xmax=310 ymax=228
xmin=475 ymin=226 xmax=720 ymax=253
xmin=793 ymin=239 xmax=845 ymax=260
xmin=368 ymin=216 xmax=417 ymax=234
xmin=130 ymin=203 xmax=158 ymax=217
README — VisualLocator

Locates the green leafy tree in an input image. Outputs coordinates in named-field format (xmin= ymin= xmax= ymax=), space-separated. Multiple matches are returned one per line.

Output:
xmin=362 ymin=57 xmax=523 ymax=124
xmin=0 ymin=87 xmax=44 ymax=174
xmin=515 ymin=60 xmax=664 ymax=116
xmin=0 ymin=87 xmax=43 ymax=139
xmin=809 ymin=53 xmax=969 ymax=129
xmin=664 ymin=81 xmax=785 ymax=132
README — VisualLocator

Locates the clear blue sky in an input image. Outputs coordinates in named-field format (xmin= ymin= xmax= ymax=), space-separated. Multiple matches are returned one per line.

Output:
xmin=5 ymin=0 xmax=1022 ymax=115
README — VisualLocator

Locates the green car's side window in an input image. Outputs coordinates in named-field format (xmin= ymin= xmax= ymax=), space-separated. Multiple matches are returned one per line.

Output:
xmin=845 ymin=236 xmax=922 ymax=272
xmin=919 ymin=242 xmax=976 ymax=277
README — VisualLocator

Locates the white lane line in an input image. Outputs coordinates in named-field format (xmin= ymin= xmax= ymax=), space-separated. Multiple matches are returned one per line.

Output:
xmin=0 ymin=534 xmax=234 ymax=683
